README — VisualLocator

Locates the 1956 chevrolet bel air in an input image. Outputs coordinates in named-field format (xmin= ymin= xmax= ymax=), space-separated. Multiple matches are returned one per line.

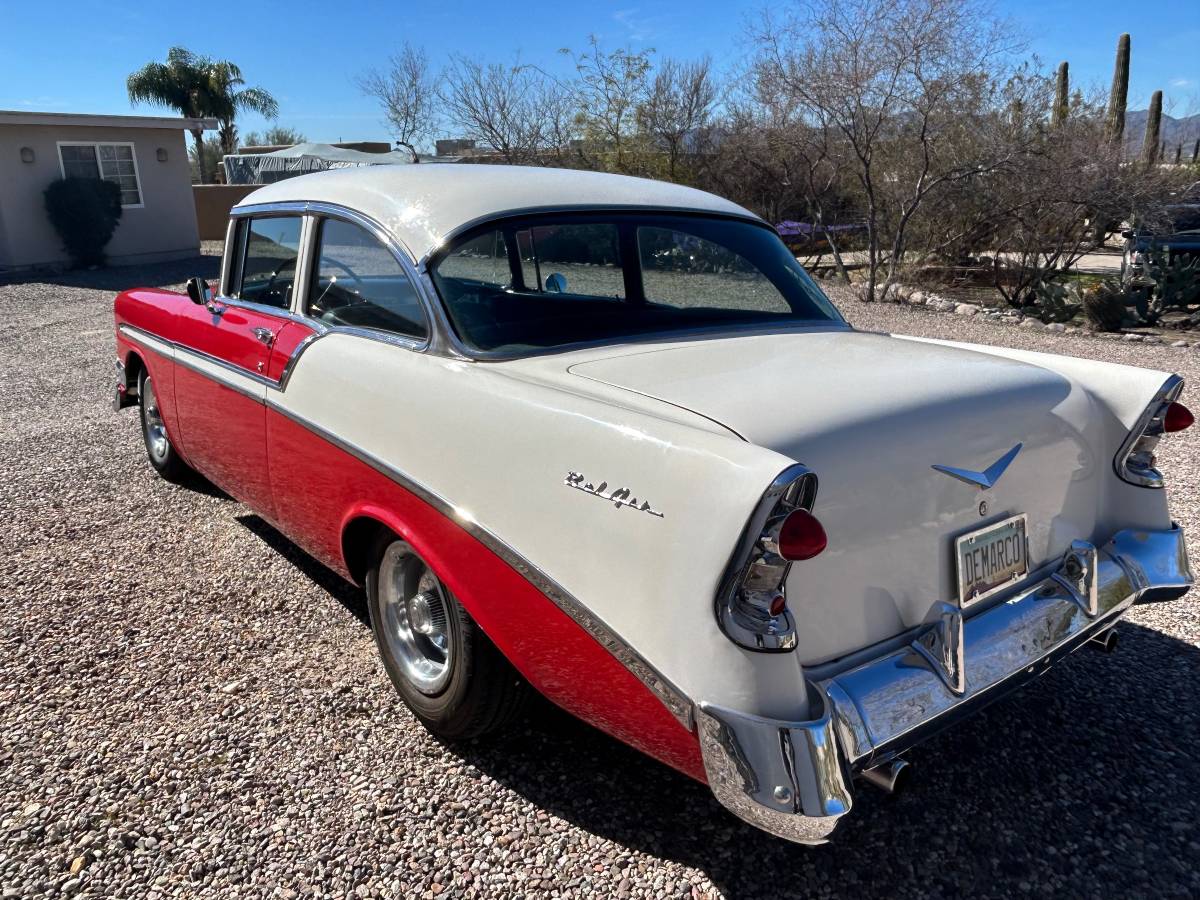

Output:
xmin=113 ymin=165 xmax=1194 ymax=843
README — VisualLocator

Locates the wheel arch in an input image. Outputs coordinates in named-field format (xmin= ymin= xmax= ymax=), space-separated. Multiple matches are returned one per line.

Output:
xmin=124 ymin=349 xmax=147 ymax=398
xmin=340 ymin=504 xmax=411 ymax=586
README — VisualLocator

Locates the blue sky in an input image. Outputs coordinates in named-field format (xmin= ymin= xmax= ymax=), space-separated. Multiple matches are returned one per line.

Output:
xmin=0 ymin=0 xmax=1196 ymax=144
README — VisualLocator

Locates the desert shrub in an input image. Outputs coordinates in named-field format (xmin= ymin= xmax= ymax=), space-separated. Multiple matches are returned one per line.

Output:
xmin=1081 ymin=280 xmax=1129 ymax=331
xmin=1031 ymin=280 xmax=1082 ymax=323
xmin=43 ymin=178 xmax=123 ymax=267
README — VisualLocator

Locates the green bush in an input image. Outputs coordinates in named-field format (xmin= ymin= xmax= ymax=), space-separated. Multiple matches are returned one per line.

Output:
xmin=42 ymin=178 xmax=123 ymax=267
xmin=1031 ymin=280 xmax=1082 ymax=323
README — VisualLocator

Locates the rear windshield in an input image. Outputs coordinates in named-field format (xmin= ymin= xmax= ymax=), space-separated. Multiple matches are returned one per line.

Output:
xmin=429 ymin=213 xmax=844 ymax=353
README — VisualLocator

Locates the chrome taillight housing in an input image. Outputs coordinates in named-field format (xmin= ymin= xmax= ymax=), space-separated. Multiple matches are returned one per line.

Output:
xmin=716 ymin=464 xmax=822 ymax=652
xmin=1115 ymin=376 xmax=1191 ymax=488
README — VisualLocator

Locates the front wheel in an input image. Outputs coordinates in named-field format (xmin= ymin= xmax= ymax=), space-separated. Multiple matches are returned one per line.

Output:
xmin=366 ymin=536 xmax=528 ymax=739
xmin=138 ymin=370 xmax=190 ymax=483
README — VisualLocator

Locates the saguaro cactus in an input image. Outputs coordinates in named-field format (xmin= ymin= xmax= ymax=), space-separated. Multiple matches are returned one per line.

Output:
xmin=1193 ymin=138 xmax=1199 ymax=163
xmin=1106 ymin=33 xmax=1130 ymax=141
xmin=1052 ymin=61 xmax=1069 ymax=126
xmin=1141 ymin=90 xmax=1162 ymax=165
xmin=1175 ymin=144 xmax=1183 ymax=165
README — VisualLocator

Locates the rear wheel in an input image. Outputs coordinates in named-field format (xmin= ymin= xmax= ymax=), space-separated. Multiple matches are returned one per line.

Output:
xmin=366 ymin=536 xmax=528 ymax=739
xmin=138 ymin=370 xmax=190 ymax=483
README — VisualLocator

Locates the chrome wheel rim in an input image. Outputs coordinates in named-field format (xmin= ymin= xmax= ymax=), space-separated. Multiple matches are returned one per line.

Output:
xmin=377 ymin=542 xmax=453 ymax=695
xmin=142 ymin=376 xmax=170 ymax=461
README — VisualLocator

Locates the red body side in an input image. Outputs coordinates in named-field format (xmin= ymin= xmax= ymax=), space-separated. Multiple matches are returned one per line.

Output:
xmin=114 ymin=288 xmax=705 ymax=781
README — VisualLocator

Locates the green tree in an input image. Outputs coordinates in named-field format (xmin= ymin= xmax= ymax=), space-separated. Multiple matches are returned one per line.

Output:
xmin=126 ymin=47 xmax=217 ymax=182
xmin=241 ymin=126 xmax=307 ymax=148
xmin=207 ymin=61 xmax=279 ymax=155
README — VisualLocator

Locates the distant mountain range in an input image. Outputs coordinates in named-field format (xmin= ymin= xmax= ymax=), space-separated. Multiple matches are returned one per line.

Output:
xmin=1124 ymin=110 xmax=1200 ymax=156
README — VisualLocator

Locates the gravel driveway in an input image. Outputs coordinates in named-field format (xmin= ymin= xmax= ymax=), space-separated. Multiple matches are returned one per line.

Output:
xmin=2 ymin=253 xmax=1198 ymax=899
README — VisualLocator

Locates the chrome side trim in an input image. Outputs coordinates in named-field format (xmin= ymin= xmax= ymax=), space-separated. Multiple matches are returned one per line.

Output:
xmin=699 ymin=524 xmax=1191 ymax=845
xmin=1114 ymin=374 xmax=1184 ymax=488
xmin=119 ymin=324 xmax=270 ymax=404
xmin=266 ymin=399 xmax=695 ymax=729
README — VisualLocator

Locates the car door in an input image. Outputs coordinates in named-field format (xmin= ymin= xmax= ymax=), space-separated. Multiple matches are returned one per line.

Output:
xmin=173 ymin=214 xmax=306 ymax=517
xmin=266 ymin=213 xmax=432 ymax=563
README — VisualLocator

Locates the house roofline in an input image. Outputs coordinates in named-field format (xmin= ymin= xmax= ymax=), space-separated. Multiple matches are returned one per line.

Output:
xmin=0 ymin=110 xmax=217 ymax=131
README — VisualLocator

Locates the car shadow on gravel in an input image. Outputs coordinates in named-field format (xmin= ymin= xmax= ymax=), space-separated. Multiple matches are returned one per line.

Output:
xmin=222 ymin=512 xmax=1200 ymax=897
xmin=235 ymin=514 xmax=369 ymax=626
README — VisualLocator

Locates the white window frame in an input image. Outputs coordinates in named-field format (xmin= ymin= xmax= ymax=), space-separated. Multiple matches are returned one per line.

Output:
xmin=56 ymin=141 xmax=145 ymax=209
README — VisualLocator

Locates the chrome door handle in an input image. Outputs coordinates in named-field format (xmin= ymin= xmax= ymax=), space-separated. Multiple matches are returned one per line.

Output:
xmin=206 ymin=301 xmax=226 ymax=316
xmin=252 ymin=327 xmax=276 ymax=346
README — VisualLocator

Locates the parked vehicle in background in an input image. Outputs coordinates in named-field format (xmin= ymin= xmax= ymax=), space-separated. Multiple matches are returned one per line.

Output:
xmin=1122 ymin=202 xmax=1200 ymax=283
xmin=113 ymin=165 xmax=1194 ymax=844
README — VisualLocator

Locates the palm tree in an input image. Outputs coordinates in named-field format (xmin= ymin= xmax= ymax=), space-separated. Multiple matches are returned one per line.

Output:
xmin=207 ymin=61 xmax=279 ymax=156
xmin=127 ymin=47 xmax=218 ymax=183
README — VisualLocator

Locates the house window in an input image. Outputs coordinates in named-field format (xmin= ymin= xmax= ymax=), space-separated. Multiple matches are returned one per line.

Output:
xmin=57 ymin=143 xmax=143 ymax=207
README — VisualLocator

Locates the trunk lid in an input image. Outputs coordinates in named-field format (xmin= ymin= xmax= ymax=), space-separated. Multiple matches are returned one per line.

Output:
xmin=567 ymin=330 xmax=1104 ymax=664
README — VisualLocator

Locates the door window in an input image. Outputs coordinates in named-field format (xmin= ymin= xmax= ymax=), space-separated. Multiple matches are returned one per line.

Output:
xmin=234 ymin=216 xmax=303 ymax=309
xmin=307 ymin=219 xmax=428 ymax=339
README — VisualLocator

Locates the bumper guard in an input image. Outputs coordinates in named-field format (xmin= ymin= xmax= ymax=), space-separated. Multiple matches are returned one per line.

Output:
xmin=697 ymin=525 xmax=1192 ymax=844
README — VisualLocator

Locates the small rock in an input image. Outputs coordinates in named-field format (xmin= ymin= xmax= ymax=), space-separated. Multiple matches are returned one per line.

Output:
xmin=220 ymin=679 xmax=246 ymax=694
xmin=1019 ymin=318 xmax=1041 ymax=329
xmin=1045 ymin=323 xmax=1066 ymax=332
xmin=69 ymin=856 xmax=88 ymax=875
xmin=1171 ymin=340 xmax=1189 ymax=348
xmin=61 ymin=880 xmax=81 ymax=896
xmin=954 ymin=303 xmax=978 ymax=316
xmin=1123 ymin=333 xmax=1144 ymax=342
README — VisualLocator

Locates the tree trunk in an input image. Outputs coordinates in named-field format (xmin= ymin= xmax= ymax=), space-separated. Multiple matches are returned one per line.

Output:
xmin=192 ymin=128 xmax=207 ymax=185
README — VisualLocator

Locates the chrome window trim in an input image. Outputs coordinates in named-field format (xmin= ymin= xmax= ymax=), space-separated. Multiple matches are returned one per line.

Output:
xmin=419 ymin=208 xmax=850 ymax=362
xmin=267 ymin=399 xmax=695 ymax=729
xmin=230 ymin=200 xmax=460 ymax=357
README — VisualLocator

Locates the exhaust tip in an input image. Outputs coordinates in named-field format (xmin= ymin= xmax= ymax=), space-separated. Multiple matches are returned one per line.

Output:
xmin=860 ymin=758 xmax=911 ymax=795
xmin=1089 ymin=628 xmax=1119 ymax=654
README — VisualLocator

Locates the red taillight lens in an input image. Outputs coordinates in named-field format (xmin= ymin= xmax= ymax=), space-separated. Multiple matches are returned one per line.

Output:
xmin=1164 ymin=401 xmax=1194 ymax=433
xmin=778 ymin=509 xmax=827 ymax=561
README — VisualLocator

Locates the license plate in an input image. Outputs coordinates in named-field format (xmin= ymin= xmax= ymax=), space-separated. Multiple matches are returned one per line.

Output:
xmin=955 ymin=514 xmax=1028 ymax=607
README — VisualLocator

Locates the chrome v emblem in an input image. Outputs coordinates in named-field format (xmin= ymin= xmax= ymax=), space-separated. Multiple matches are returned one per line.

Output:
xmin=932 ymin=443 xmax=1022 ymax=490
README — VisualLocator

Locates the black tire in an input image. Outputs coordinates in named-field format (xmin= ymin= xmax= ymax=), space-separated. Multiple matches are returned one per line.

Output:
xmin=366 ymin=534 xmax=528 ymax=739
xmin=138 ymin=370 xmax=191 ymax=483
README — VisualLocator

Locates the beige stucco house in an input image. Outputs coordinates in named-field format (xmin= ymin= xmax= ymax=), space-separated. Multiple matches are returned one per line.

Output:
xmin=0 ymin=110 xmax=214 ymax=271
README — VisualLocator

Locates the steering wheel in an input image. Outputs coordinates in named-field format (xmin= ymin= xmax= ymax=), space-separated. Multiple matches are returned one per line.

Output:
xmin=310 ymin=258 xmax=365 ymax=317
xmin=261 ymin=257 xmax=298 ymax=305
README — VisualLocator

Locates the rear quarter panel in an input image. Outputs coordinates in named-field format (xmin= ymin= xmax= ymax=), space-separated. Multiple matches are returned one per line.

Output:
xmin=268 ymin=334 xmax=818 ymax=721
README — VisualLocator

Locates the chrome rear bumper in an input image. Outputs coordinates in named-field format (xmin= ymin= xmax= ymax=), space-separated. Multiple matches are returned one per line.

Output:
xmin=697 ymin=525 xmax=1192 ymax=845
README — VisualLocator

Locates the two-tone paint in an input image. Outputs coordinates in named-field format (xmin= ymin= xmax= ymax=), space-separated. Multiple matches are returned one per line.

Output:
xmin=114 ymin=164 xmax=1193 ymax=843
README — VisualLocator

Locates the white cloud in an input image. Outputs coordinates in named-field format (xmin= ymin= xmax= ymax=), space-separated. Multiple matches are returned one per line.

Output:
xmin=1170 ymin=78 xmax=1194 ymax=88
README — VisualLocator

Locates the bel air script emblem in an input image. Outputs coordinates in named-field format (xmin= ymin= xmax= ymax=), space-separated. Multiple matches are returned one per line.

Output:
xmin=565 ymin=471 xmax=665 ymax=518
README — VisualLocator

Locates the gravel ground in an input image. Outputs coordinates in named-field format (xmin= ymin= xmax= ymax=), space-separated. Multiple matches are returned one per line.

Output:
xmin=1 ymin=253 xmax=1198 ymax=900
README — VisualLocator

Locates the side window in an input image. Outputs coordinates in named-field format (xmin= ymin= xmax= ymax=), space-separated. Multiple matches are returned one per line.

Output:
xmin=637 ymin=225 xmax=790 ymax=313
xmin=435 ymin=229 xmax=510 ymax=288
xmin=516 ymin=223 xmax=624 ymax=299
xmin=235 ymin=216 xmax=303 ymax=309
xmin=308 ymin=218 xmax=428 ymax=339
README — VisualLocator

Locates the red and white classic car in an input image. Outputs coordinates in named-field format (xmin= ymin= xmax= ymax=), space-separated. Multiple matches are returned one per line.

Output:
xmin=114 ymin=165 xmax=1194 ymax=844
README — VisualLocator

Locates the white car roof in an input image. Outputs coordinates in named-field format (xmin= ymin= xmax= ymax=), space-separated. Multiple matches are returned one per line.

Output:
xmin=234 ymin=164 xmax=763 ymax=262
